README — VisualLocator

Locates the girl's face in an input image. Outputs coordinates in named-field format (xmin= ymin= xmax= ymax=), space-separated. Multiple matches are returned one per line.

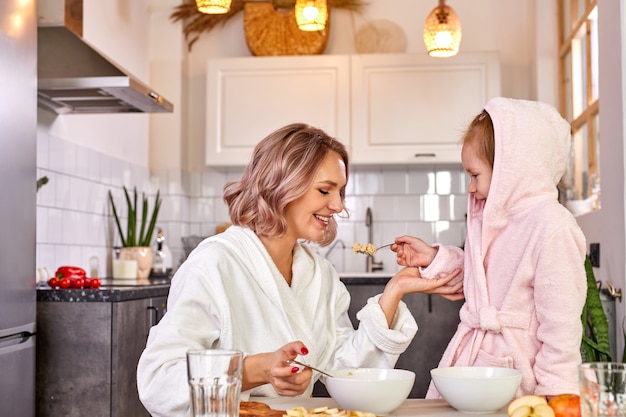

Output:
xmin=284 ymin=151 xmax=346 ymax=242
xmin=461 ymin=141 xmax=493 ymax=200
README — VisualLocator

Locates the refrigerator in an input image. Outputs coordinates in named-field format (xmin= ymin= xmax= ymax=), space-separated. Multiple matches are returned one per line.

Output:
xmin=0 ymin=0 xmax=37 ymax=416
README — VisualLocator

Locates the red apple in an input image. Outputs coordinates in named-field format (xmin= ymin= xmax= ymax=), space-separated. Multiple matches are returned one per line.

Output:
xmin=549 ymin=394 xmax=581 ymax=417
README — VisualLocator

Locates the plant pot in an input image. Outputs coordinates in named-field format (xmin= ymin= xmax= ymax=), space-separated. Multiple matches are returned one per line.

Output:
xmin=118 ymin=247 xmax=153 ymax=279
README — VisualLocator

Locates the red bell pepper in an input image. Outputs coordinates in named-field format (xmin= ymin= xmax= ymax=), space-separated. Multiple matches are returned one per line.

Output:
xmin=51 ymin=266 xmax=101 ymax=289
xmin=55 ymin=266 xmax=86 ymax=279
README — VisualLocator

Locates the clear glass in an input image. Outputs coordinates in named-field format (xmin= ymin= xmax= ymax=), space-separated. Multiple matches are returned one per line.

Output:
xmin=561 ymin=0 xmax=571 ymax=40
xmin=579 ymin=362 xmax=626 ymax=417
xmin=572 ymin=127 xmax=586 ymax=200
xmin=187 ymin=349 xmax=243 ymax=417
xmin=571 ymin=24 xmax=587 ymax=118
xmin=563 ymin=51 xmax=573 ymax=121
xmin=591 ymin=113 xmax=601 ymax=210
xmin=577 ymin=0 xmax=587 ymax=22
xmin=582 ymin=124 xmax=589 ymax=199
xmin=589 ymin=6 xmax=599 ymax=101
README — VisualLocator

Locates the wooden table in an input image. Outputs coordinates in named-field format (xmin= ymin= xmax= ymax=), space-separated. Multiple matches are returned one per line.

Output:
xmin=252 ymin=397 xmax=508 ymax=417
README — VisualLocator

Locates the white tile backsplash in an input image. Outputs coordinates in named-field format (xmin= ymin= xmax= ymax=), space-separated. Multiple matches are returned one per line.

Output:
xmin=36 ymin=136 xmax=469 ymax=277
xmin=353 ymin=171 xmax=382 ymax=195
xmin=381 ymin=169 xmax=407 ymax=194
xmin=421 ymin=194 xmax=441 ymax=222
xmin=372 ymin=195 xmax=422 ymax=221
xmin=408 ymin=168 xmax=435 ymax=194
xmin=435 ymin=170 xmax=453 ymax=194
xmin=407 ymin=222 xmax=435 ymax=244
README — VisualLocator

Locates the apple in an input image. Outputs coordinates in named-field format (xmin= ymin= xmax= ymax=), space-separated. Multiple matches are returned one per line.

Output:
xmin=508 ymin=395 xmax=555 ymax=417
xmin=548 ymin=394 xmax=581 ymax=417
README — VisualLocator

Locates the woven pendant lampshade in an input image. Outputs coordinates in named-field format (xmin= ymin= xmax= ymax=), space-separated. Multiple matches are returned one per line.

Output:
xmin=196 ymin=0 xmax=232 ymax=14
xmin=295 ymin=0 xmax=328 ymax=31
xmin=423 ymin=0 xmax=461 ymax=57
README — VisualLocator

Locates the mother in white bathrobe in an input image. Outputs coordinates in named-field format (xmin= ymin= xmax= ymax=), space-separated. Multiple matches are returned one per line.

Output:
xmin=137 ymin=123 xmax=462 ymax=417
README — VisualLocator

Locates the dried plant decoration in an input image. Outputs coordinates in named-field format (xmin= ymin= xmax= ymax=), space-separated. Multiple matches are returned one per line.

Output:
xmin=244 ymin=2 xmax=329 ymax=56
xmin=171 ymin=0 xmax=365 ymax=51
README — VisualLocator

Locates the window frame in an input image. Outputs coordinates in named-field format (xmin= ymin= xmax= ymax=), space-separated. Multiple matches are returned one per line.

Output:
xmin=558 ymin=0 xmax=600 ymax=208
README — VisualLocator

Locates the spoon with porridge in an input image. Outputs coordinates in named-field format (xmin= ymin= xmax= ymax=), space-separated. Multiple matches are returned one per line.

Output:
xmin=351 ymin=242 xmax=393 ymax=255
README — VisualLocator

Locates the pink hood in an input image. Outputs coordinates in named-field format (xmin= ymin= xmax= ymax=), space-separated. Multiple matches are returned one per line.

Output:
xmin=476 ymin=97 xmax=573 ymax=242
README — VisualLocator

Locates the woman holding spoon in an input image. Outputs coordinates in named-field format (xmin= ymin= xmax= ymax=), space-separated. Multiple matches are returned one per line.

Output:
xmin=137 ymin=123 xmax=461 ymax=417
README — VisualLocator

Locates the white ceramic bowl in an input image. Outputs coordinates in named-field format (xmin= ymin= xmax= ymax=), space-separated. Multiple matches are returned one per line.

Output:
xmin=324 ymin=368 xmax=415 ymax=415
xmin=430 ymin=366 xmax=522 ymax=413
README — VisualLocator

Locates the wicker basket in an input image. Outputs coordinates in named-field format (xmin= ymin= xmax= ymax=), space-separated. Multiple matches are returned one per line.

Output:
xmin=243 ymin=2 xmax=330 ymax=56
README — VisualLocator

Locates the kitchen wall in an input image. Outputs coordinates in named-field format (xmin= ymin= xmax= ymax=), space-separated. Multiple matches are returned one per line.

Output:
xmin=35 ymin=0 xmax=546 ymax=277
xmin=35 ymin=132 xmax=467 ymax=276
xmin=33 ymin=0 xmax=626 ymax=359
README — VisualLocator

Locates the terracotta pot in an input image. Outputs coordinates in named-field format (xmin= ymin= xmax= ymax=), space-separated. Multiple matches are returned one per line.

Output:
xmin=119 ymin=246 xmax=153 ymax=279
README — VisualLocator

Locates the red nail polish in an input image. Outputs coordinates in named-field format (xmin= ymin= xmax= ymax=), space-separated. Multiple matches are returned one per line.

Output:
xmin=291 ymin=367 xmax=299 ymax=374
xmin=301 ymin=347 xmax=309 ymax=355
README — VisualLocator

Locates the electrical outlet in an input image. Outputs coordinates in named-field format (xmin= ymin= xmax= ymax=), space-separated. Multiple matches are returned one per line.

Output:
xmin=589 ymin=243 xmax=600 ymax=267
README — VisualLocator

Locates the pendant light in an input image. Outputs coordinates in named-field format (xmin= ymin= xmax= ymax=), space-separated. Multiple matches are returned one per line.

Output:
xmin=423 ymin=0 xmax=461 ymax=58
xmin=195 ymin=0 xmax=232 ymax=14
xmin=295 ymin=0 xmax=328 ymax=32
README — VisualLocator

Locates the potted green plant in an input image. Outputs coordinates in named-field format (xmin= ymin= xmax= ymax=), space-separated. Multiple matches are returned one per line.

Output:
xmin=581 ymin=256 xmax=612 ymax=362
xmin=108 ymin=186 xmax=162 ymax=279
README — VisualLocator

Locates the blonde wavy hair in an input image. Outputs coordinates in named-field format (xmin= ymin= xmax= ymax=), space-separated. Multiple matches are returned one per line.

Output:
xmin=223 ymin=123 xmax=350 ymax=246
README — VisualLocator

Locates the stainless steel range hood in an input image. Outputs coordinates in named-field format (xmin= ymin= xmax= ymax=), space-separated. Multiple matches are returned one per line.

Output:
xmin=37 ymin=1 xmax=173 ymax=114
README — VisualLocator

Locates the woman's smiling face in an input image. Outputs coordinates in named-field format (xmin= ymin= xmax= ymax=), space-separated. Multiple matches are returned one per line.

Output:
xmin=284 ymin=150 xmax=346 ymax=243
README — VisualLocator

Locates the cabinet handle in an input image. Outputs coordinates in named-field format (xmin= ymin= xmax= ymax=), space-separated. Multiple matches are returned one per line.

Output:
xmin=147 ymin=306 xmax=159 ymax=329
xmin=414 ymin=153 xmax=436 ymax=158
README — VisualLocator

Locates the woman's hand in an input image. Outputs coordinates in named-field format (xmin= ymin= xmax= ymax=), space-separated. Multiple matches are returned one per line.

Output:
xmin=391 ymin=267 xmax=463 ymax=298
xmin=241 ymin=341 xmax=312 ymax=396
xmin=392 ymin=236 xmax=438 ymax=268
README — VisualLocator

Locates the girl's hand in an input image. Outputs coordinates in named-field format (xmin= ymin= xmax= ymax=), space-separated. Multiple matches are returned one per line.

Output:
xmin=242 ymin=341 xmax=313 ymax=395
xmin=392 ymin=236 xmax=439 ymax=268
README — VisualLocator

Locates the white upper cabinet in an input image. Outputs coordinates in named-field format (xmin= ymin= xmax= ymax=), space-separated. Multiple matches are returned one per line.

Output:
xmin=205 ymin=52 xmax=500 ymax=167
xmin=205 ymin=55 xmax=350 ymax=166
xmin=350 ymin=52 xmax=501 ymax=165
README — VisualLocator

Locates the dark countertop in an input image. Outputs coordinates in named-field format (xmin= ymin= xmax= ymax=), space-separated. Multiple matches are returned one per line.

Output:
xmin=339 ymin=273 xmax=392 ymax=285
xmin=36 ymin=274 xmax=390 ymax=303
xmin=37 ymin=278 xmax=171 ymax=302
xmin=340 ymin=277 xmax=391 ymax=285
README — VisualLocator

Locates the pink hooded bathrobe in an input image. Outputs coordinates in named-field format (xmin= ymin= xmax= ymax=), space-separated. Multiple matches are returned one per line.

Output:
xmin=424 ymin=97 xmax=587 ymax=397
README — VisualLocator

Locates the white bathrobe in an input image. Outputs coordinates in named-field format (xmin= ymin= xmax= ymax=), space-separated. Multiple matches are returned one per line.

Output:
xmin=423 ymin=98 xmax=587 ymax=398
xmin=137 ymin=226 xmax=417 ymax=417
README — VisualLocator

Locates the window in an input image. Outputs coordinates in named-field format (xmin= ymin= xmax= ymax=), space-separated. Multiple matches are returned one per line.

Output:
xmin=558 ymin=0 xmax=600 ymax=214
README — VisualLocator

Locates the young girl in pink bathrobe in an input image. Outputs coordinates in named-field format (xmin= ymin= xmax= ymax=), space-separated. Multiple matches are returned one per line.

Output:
xmin=393 ymin=97 xmax=587 ymax=399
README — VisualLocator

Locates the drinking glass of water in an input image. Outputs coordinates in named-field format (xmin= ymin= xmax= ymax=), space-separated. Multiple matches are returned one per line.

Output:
xmin=187 ymin=349 xmax=243 ymax=417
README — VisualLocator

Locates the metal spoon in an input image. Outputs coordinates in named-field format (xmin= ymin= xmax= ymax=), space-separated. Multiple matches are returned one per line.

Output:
xmin=352 ymin=243 xmax=393 ymax=255
xmin=285 ymin=359 xmax=333 ymax=377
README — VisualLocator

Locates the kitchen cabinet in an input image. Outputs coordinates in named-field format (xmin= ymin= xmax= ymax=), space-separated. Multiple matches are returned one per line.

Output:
xmin=350 ymin=52 xmax=501 ymax=164
xmin=205 ymin=55 xmax=351 ymax=166
xmin=36 ymin=284 xmax=168 ymax=417
xmin=205 ymin=52 xmax=499 ymax=167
